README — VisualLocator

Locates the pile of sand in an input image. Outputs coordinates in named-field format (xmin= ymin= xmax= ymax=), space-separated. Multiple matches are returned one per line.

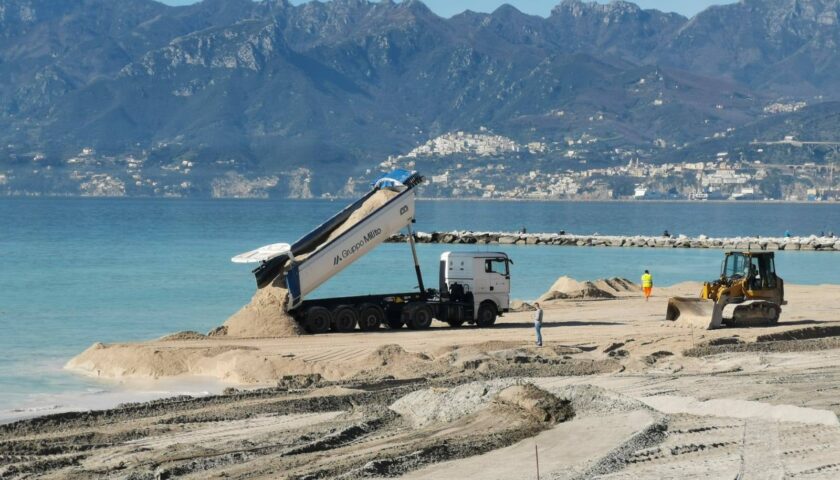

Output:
xmin=391 ymin=381 xmax=645 ymax=429
xmin=509 ymin=300 xmax=537 ymax=312
xmin=592 ymin=278 xmax=639 ymax=295
xmin=494 ymin=384 xmax=573 ymax=423
xmin=539 ymin=276 xmax=614 ymax=302
xmin=538 ymin=276 xmax=638 ymax=302
xmin=158 ymin=331 xmax=206 ymax=341
xmin=355 ymin=344 xmax=436 ymax=380
xmin=65 ymin=342 xmax=264 ymax=381
xmin=219 ymin=275 xmax=303 ymax=338
xmin=389 ymin=379 xmax=523 ymax=427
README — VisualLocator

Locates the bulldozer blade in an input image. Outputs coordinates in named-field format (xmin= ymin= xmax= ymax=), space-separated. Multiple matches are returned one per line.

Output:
xmin=665 ymin=297 xmax=724 ymax=329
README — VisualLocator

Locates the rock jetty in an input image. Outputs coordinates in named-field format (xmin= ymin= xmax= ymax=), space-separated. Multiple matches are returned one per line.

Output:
xmin=386 ymin=231 xmax=840 ymax=251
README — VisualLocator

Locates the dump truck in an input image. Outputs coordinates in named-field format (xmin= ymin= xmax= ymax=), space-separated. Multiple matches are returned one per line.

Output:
xmin=233 ymin=169 xmax=512 ymax=333
xmin=665 ymin=251 xmax=786 ymax=329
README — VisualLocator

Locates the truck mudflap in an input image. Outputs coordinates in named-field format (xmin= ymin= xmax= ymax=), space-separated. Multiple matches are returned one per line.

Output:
xmin=665 ymin=297 xmax=724 ymax=329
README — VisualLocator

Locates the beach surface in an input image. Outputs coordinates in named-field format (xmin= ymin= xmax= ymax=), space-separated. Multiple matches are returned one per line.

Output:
xmin=4 ymin=283 xmax=840 ymax=478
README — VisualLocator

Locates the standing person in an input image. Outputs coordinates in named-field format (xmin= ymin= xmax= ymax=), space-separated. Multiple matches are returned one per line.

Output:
xmin=641 ymin=270 xmax=653 ymax=302
xmin=533 ymin=302 xmax=543 ymax=347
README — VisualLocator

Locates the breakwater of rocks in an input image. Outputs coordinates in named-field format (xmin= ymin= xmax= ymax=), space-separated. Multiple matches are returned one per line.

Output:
xmin=386 ymin=231 xmax=840 ymax=251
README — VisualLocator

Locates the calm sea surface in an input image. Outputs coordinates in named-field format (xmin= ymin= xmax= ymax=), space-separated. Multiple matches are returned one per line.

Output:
xmin=1 ymin=197 xmax=840 ymax=418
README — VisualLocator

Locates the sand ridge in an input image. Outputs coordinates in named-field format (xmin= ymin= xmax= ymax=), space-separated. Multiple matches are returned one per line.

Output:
xmin=539 ymin=276 xmax=638 ymax=302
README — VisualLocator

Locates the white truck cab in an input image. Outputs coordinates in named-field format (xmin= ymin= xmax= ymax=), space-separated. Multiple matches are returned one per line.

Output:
xmin=441 ymin=251 xmax=511 ymax=324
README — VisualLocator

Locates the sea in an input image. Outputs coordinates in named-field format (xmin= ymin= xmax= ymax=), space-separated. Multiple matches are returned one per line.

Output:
xmin=2 ymin=197 xmax=840 ymax=421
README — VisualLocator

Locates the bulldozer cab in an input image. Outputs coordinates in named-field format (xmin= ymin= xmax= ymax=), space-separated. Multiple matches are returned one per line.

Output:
xmin=722 ymin=251 xmax=778 ymax=292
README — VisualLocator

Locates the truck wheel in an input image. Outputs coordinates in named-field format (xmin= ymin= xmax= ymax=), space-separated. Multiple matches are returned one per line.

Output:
xmin=358 ymin=304 xmax=384 ymax=331
xmin=305 ymin=307 xmax=331 ymax=334
xmin=476 ymin=302 xmax=497 ymax=328
xmin=407 ymin=303 xmax=434 ymax=330
xmin=331 ymin=306 xmax=358 ymax=332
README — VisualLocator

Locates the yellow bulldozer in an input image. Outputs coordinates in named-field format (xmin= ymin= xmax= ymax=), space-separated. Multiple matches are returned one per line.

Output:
xmin=665 ymin=251 xmax=786 ymax=329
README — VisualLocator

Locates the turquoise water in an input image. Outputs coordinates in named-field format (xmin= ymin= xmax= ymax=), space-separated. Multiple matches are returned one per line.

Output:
xmin=1 ymin=197 xmax=840 ymax=418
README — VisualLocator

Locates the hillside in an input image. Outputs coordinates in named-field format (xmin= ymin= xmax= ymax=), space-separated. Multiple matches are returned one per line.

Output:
xmin=1 ymin=0 xmax=840 ymax=197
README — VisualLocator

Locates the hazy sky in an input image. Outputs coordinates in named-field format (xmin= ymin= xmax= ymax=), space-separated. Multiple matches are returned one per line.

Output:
xmin=159 ymin=0 xmax=737 ymax=19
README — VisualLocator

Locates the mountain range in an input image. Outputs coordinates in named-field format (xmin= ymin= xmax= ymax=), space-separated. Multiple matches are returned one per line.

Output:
xmin=2 ymin=0 xmax=840 ymax=196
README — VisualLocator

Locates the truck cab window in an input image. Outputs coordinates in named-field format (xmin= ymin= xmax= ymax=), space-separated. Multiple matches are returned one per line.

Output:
xmin=485 ymin=259 xmax=508 ymax=275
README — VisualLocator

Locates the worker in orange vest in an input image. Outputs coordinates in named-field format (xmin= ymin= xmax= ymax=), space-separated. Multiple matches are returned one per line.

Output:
xmin=641 ymin=270 xmax=653 ymax=301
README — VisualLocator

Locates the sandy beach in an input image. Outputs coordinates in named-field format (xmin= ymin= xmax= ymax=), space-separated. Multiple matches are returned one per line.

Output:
xmin=3 ymin=282 xmax=840 ymax=478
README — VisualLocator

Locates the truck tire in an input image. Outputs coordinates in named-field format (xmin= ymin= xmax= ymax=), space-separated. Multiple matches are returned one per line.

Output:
xmin=358 ymin=304 xmax=384 ymax=331
xmin=406 ymin=303 xmax=434 ymax=330
xmin=331 ymin=306 xmax=358 ymax=332
xmin=476 ymin=302 xmax=497 ymax=328
xmin=304 ymin=306 xmax=331 ymax=334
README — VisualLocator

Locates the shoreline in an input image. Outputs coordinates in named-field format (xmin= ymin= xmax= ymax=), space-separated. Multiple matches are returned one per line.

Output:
xmin=0 ymin=376 xmax=229 ymax=425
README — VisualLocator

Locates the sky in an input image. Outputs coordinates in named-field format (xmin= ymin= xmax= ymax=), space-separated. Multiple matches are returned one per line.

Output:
xmin=159 ymin=0 xmax=737 ymax=19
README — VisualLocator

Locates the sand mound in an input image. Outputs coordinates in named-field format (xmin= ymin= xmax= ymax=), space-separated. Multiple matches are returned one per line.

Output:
xmin=390 ymin=379 xmax=519 ymax=427
xmin=509 ymin=300 xmax=537 ymax=312
xmin=495 ymin=384 xmax=573 ymax=423
xmin=220 ymin=275 xmax=303 ymax=338
xmin=158 ymin=331 xmax=206 ymax=341
xmin=65 ymin=342 xmax=262 ymax=380
xmin=391 ymin=381 xmax=639 ymax=429
xmin=548 ymin=384 xmax=653 ymax=417
xmin=356 ymin=344 xmax=435 ymax=380
xmin=539 ymin=276 xmax=617 ymax=302
xmin=593 ymin=277 xmax=639 ymax=294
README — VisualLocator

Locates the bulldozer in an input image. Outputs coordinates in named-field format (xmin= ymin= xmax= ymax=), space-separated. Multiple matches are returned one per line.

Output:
xmin=665 ymin=251 xmax=786 ymax=329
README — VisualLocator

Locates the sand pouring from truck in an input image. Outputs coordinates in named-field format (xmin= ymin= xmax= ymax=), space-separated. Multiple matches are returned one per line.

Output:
xmin=665 ymin=251 xmax=786 ymax=329
xmin=232 ymin=169 xmax=512 ymax=333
